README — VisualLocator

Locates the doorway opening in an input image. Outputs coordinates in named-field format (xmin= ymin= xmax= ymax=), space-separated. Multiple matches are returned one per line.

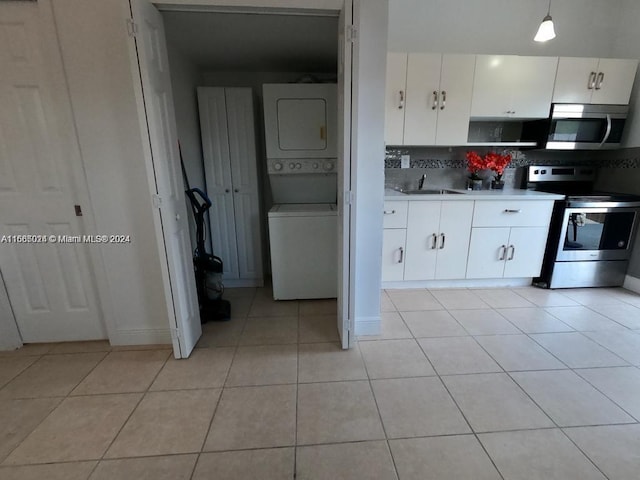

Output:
xmin=131 ymin=1 xmax=354 ymax=357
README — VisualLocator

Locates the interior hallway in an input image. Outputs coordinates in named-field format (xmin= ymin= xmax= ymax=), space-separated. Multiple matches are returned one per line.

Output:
xmin=2 ymin=285 xmax=640 ymax=479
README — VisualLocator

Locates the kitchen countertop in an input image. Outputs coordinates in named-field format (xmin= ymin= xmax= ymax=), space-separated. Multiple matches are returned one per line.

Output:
xmin=384 ymin=188 xmax=565 ymax=201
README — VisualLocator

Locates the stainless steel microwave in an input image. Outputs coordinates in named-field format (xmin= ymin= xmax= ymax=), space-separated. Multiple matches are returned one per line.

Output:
xmin=542 ymin=103 xmax=629 ymax=150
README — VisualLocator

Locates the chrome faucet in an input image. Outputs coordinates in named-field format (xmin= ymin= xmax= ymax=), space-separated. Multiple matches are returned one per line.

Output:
xmin=418 ymin=174 xmax=427 ymax=190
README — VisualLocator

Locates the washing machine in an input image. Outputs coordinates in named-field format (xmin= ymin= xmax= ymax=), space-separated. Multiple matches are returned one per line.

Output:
xmin=268 ymin=203 xmax=337 ymax=300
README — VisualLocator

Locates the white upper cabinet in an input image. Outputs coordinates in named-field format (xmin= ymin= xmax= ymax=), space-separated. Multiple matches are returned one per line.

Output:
xmin=553 ymin=57 xmax=638 ymax=105
xmin=385 ymin=53 xmax=408 ymax=145
xmin=471 ymin=55 xmax=558 ymax=119
xmin=385 ymin=53 xmax=475 ymax=146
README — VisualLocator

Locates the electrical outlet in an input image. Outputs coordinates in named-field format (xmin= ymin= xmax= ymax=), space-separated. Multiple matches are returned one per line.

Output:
xmin=401 ymin=155 xmax=410 ymax=169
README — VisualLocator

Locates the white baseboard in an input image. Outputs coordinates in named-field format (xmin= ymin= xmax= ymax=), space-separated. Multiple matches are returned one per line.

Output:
xmin=382 ymin=278 xmax=533 ymax=290
xmin=623 ymin=275 xmax=640 ymax=294
xmin=355 ymin=316 xmax=381 ymax=336
xmin=109 ymin=328 xmax=172 ymax=346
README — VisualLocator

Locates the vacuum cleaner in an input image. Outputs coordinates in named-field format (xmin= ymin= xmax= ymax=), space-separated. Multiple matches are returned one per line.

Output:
xmin=184 ymin=187 xmax=231 ymax=322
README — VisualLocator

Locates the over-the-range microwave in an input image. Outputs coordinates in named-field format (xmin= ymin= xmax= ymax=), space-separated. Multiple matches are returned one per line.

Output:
xmin=523 ymin=103 xmax=629 ymax=150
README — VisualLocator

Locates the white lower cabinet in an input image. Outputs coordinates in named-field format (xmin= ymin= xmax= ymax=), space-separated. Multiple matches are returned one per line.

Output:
xmin=466 ymin=226 xmax=549 ymax=279
xmin=382 ymin=229 xmax=407 ymax=282
xmin=404 ymin=201 xmax=474 ymax=280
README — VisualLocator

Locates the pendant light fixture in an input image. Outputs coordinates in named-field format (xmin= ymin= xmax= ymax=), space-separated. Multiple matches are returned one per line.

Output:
xmin=534 ymin=0 xmax=556 ymax=42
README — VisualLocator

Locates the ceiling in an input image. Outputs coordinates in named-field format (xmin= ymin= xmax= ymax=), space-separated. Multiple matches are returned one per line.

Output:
xmin=163 ymin=11 xmax=339 ymax=72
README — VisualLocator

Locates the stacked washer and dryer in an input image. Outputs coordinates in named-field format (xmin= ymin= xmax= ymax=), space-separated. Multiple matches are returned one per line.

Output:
xmin=262 ymin=83 xmax=338 ymax=300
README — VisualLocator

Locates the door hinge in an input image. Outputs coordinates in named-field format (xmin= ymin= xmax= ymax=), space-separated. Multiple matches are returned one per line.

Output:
xmin=152 ymin=194 xmax=163 ymax=208
xmin=344 ymin=190 xmax=354 ymax=206
xmin=126 ymin=18 xmax=138 ymax=37
xmin=347 ymin=25 xmax=357 ymax=43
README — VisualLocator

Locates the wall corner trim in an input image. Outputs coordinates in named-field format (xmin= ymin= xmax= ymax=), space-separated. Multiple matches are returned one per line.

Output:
xmin=354 ymin=315 xmax=381 ymax=336
xmin=623 ymin=274 xmax=640 ymax=294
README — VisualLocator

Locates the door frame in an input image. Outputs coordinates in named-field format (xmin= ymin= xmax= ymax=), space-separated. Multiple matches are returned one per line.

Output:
xmin=128 ymin=0 xmax=356 ymax=352
xmin=0 ymin=270 xmax=22 ymax=351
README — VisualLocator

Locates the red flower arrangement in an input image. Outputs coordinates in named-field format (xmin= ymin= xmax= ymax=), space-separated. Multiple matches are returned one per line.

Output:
xmin=465 ymin=151 xmax=512 ymax=181
xmin=465 ymin=151 xmax=485 ymax=180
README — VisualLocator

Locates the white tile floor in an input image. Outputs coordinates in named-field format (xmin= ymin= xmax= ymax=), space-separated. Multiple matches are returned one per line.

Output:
xmin=1 ymin=285 xmax=640 ymax=479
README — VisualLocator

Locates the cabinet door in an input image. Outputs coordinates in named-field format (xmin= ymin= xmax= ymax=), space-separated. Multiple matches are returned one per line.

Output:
xmin=503 ymin=227 xmax=548 ymax=278
xmin=435 ymin=201 xmax=474 ymax=279
xmin=382 ymin=229 xmax=407 ymax=282
xmin=198 ymin=87 xmax=240 ymax=280
xmin=591 ymin=58 xmax=638 ymax=105
xmin=511 ymin=56 xmax=558 ymax=118
xmin=385 ymin=53 xmax=408 ymax=145
xmin=436 ymin=54 xmax=475 ymax=145
xmin=466 ymin=227 xmax=510 ymax=279
xmin=226 ymin=88 xmax=263 ymax=282
xmin=403 ymin=53 xmax=441 ymax=145
xmin=383 ymin=201 xmax=408 ymax=229
xmin=552 ymin=57 xmax=599 ymax=104
xmin=470 ymin=55 xmax=514 ymax=117
xmin=404 ymin=201 xmax=441 ymax=280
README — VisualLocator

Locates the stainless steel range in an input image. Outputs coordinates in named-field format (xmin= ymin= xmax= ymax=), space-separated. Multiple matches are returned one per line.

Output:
xmin=524 ymin=166 xmax=640 ymax=288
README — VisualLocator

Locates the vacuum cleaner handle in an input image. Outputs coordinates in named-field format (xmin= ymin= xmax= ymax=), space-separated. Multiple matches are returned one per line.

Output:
xmin=185 ymin=188 xmax=212 ymax=214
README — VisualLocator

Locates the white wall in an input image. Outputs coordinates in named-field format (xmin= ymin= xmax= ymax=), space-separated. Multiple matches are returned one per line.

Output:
xmin=388 ymin=0 xmax=623 ymax=57
xmin=52 ymin=0 xmax=172 ymax=345
xmin=351 ymin=0 xmax=388 ymax=335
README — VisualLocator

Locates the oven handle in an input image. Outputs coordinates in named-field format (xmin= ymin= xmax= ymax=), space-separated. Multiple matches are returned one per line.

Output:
xmin=598 ymin=114 xmax=612 ymax=148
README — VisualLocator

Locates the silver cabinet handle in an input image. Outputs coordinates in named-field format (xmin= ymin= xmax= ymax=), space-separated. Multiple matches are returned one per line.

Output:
xmin=398 ymin=90 xmax=404 ymax=109
xmin=398 ymin=247 xmax=404 ymax=263
xmin=430 ymin=233 xmax=438 ymax=249
xmin=595 ymin=72 xmax=605 ymax=90
xmin=440 ymin=90 xmax=446 ymax=110
xmin=504 ymin=209 xmax=521 ymax=213
xmin=507 ymin=245 xmax=515 ymax=261
xmin=588 ymin=71 xmax=597 ymax=90
xmin=383 ymin=210 xmax=396 ymax=215
xmin=432 ymin=91 xmax=438 ymax=110
xmin=439 ymin=233 xmax=446 ymax=249
xmin=499 ymin=245 xmax=507 ymax=261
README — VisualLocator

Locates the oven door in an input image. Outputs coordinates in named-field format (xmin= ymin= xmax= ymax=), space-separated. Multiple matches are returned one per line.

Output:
xmin=556 ymin=206 xmax=640 ymax=261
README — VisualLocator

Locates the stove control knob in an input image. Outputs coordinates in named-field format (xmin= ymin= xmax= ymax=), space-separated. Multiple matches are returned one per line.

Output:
xmin=313 ymin=162 xmax=319 ymax=169
xmin=273 ymin=162 xmax=283 ymax=171
xmin=289 ymin=163 xmax=295 ymax=169
xmin=541 ymin=169 xmax=547 ymax=174
xmin=324 ymin=162 xmax=334 ymax=171
xmin=295 ymin=163 xmax=302 ymax=169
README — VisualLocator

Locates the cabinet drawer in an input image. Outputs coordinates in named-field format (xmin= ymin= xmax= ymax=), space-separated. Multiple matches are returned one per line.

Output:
xmin=383 ymin=201 xmax=409 ymax=228
xmin=473 ymin=200 xmax=554 ymax=227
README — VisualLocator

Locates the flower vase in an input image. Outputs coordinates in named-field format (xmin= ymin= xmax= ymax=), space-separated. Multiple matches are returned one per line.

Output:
xmin=468 ymin=178 xmax=483 ymax=191
xmin=491 ymin=179 xmax=505 ymax=190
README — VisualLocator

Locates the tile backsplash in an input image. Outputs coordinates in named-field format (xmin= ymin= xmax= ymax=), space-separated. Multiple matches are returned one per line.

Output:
xmin=385 ymin=146 xmax=640 ymax=191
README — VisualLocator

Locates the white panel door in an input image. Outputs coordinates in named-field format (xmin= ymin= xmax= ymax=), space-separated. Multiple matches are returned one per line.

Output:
xmin=382 ymin=229 xmax=407 ymax=282
xmin=403 ymin=53 xmax=441 ymax=145
xmin=552 ymin=57 xmax=599 ymax=104
xmin=470 ymin=55 xmax=514 ymax=117
xmin=591 ymin=58 xmax=639 ymax=105
xmin=403 ymin=202 xmax=441 ymax=281
xmin=0 ymin=1 xmax=105 ymax=343
xmin=466 ymin=228 xmax=510 ymax=279
xmin=132 ymin=0 xmax=201 ymax=358
xmin=197 ymin=87 xmax=239 ymax=280
xmin=503 ymin=227 xmax=548 ymax=278
xmin=510 ymin=56 xmax=558 ymax=118
xmin=435 ymin=201 xmax=474 ymax=279
xmin=337 ymin=0 xmax=353 ymax=349
xmin=225 ymin=88 xmax=263 ymax=282
xmin=436 ymin=54 xmax=475 ymax=145
xmin=385 ymin=53 xmax=407 ymax=145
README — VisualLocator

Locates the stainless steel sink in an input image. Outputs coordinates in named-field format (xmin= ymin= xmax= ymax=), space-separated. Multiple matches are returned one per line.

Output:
xmin=403 ymin=189 xmax=464 ymax=195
